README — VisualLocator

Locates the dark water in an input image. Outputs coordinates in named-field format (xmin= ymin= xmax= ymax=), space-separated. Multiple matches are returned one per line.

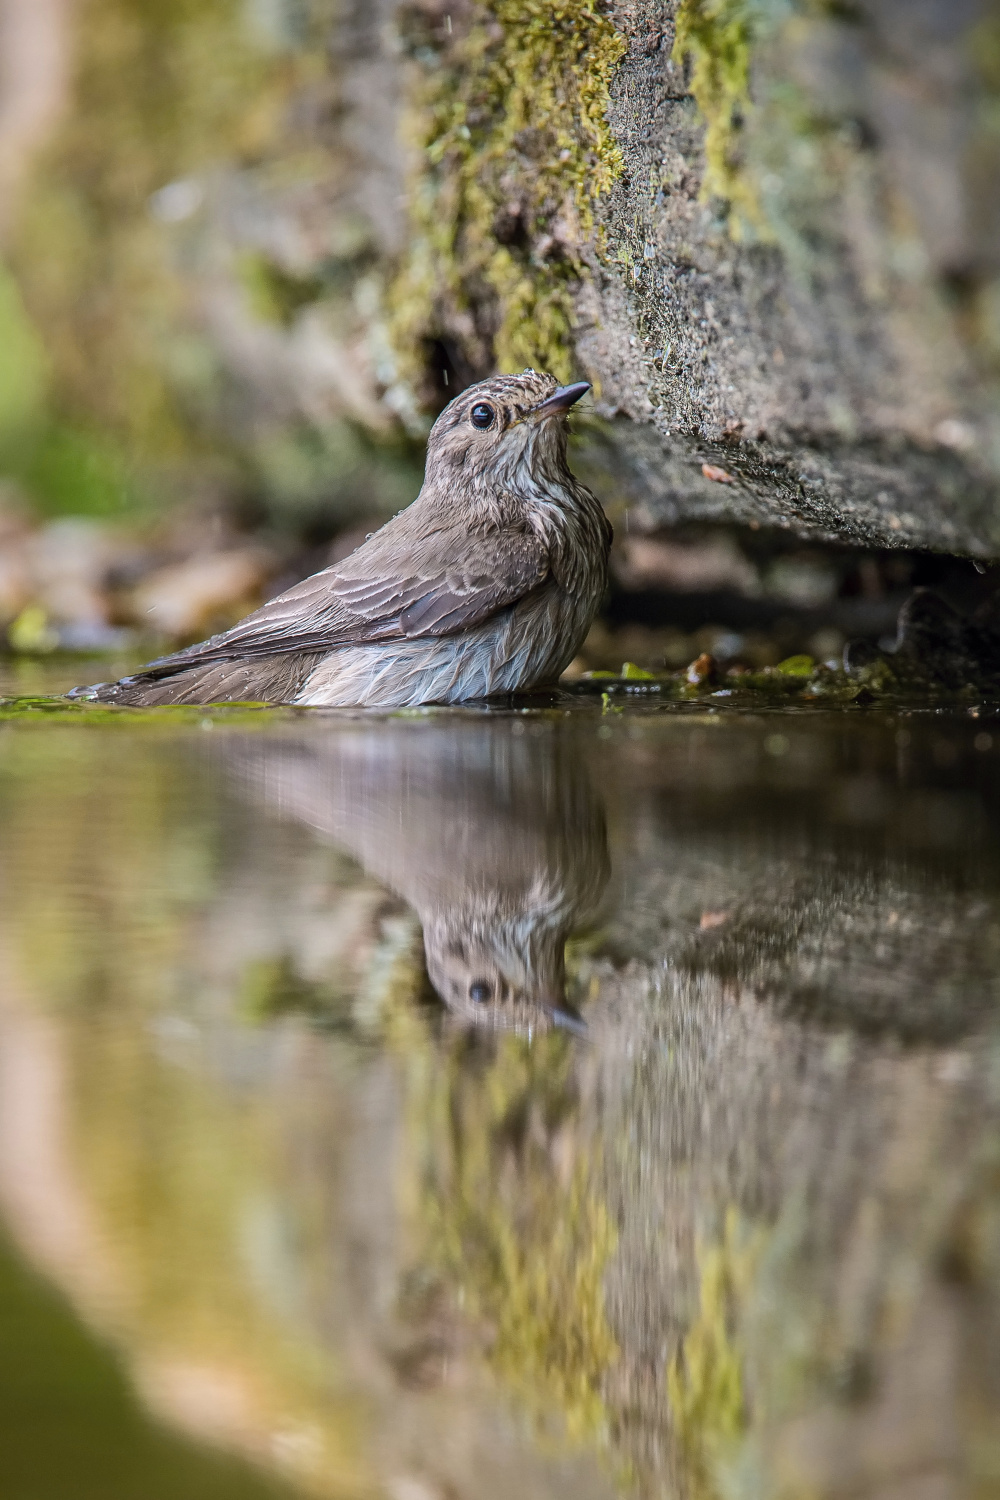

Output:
xmin=1 ymin=679 xmax=1000 ymax=1499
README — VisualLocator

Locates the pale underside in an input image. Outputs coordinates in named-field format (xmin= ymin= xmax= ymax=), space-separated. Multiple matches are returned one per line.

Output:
xmin=295 ymin=582 xmax=588 ymax=707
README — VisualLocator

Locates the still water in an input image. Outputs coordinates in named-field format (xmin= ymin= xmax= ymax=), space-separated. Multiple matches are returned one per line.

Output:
xmin=1 ymin=681 xmax=999 ymax=1500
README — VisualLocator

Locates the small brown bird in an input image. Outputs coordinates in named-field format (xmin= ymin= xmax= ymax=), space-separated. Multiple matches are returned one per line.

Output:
xmin=77 ymin=371 xmax=611 ymax=708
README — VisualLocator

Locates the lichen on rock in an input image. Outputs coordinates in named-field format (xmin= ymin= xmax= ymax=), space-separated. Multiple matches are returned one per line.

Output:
xmin=578 ymin=0 xmax=1000 ymax=555
xmin=671 ymin=0 xmax=762 ymax=237
xmin=404 ymin=1027 xmax=620 ymax=1447
xmin=667 ymin=1208 xmax=764 ymax=1500
xmin=389 ymin=0 xmax=627 ymax=396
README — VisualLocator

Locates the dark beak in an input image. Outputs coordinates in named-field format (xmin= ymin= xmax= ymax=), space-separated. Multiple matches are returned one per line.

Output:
xmin=549 ymin=1004 xmax=589 ymax=1039
xmin=532 ymin=381 xmax=591 ymax=419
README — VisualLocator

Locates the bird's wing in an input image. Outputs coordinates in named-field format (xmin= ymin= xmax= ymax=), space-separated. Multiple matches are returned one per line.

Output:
xmin=137 ymin=519 xmax=549 ymax=678
xmin=332 ymin=520 xmax=548 ymax=636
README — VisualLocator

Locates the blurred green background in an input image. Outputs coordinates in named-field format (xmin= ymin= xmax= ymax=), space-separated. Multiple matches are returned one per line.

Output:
xmin=0 ymin=0 xmax=424 ymax=523
xmin=0 ymin=0 xmax=429 ymax=653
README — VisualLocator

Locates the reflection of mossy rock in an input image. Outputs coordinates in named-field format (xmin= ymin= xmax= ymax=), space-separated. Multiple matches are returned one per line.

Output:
xmin=405 ymin=1029 xmax=619 ymax=1446
xmin=0 ymin=1233 xmax=302 ymax=1500
xmin=3 ymin=718 xmax=1000 ymax=1498
xmin=0 ymin=729 xmax=619 ymax=1500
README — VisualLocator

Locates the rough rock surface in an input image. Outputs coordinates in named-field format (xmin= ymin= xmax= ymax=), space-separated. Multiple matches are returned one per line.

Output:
xmin=577 ymin=0 xmax=1000 ymax=554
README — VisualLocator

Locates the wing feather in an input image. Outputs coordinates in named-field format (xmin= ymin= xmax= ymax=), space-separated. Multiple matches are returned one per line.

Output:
xmin=134 ymin=516 xmax=548 ymax=681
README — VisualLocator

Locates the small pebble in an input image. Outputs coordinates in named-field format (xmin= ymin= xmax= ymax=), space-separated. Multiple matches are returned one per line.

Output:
xmin=686 ymin=652 xmax=716 ymax=685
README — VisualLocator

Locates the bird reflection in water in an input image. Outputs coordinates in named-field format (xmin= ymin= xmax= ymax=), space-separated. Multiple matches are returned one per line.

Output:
xmin=230 ymin=722 xmax=609 ymax=1032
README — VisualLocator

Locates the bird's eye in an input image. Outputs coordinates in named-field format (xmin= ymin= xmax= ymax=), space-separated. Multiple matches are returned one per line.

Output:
xmin=470 ymin=403 xmax=495 ymax=430
xmin=469 ymin=980 xmax=492 ymax=1003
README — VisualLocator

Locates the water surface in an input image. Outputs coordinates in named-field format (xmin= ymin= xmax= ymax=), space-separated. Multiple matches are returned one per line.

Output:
xmin=1 ymin=687 xmax=999 ymax=1499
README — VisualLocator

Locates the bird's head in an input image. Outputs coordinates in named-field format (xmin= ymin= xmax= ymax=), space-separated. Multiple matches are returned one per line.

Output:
xmin=422 ymin=905 xmax=587 ymax=1037
xmin=423 ymin=370 xmax=591 ymax=492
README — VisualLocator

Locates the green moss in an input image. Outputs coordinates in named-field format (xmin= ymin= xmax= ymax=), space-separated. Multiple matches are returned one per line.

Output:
xmin=667 ymin=1209 xmax=764 ymax=1499
xmin=0 ymin=695 xmax=289 ymax=726
xmin=775 ymin=653 xmax=814 ymax=677
xmin=390 ymin=1 xmax=626 ymax=390
xmin=409 ymin=1031 xmax=619 ymax=1445
xmin=672 ymin=0 xmax=764 ymax=236
xmin=570 ymin=651 xmax=981 ymax=706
